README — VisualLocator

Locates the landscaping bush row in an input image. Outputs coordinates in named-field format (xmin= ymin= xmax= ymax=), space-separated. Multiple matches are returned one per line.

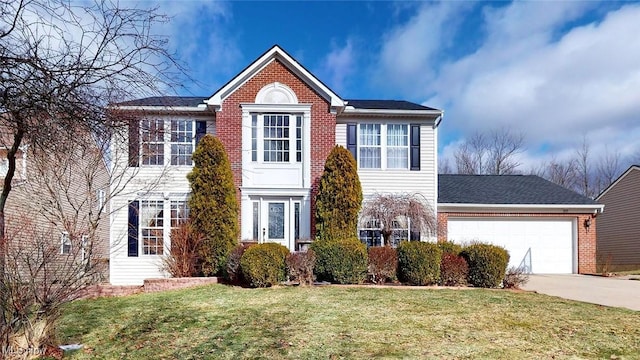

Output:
xmin=225 ymin=240 xmax=512 ymax=289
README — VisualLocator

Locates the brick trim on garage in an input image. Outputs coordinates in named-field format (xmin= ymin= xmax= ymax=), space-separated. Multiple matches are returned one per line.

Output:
xmin=437 ymin=212 xmax=596 ymax=274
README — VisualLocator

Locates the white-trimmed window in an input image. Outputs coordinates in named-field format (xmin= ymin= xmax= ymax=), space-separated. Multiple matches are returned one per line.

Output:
xmin=170 ymin=120 xmax=194 ymax=165
xmin=170 ymin=200 xmax=190 ymax=228
xmin=81 ymin=234 xmax=88 ymax=261
xmin=0 ymin=158 xmax=8 ymax=177
xmin=357 ymin=123 xmax=409 ymax=169
xmin=140 ymin=119 xmax=197 ymax=166
xmin=141 ymin=119 xmax=165 ymax=165
xmin=96 ymin=189 xmax=106 ymax=212
xmin=251 ymin=113 xmax=303 ymax=163
xmin=141 ymin=200 xmax=164 ymax=255
xmin=61 ymin=232 xmax=71 ymax=254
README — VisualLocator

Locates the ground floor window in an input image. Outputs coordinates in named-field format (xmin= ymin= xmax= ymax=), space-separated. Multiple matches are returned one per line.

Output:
xmin=358 ymin=219 xmax=420 ymax=247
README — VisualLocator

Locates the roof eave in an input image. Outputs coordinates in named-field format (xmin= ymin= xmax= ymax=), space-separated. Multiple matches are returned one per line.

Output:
xmin=595 ymin=165 xmax=640 ymax=201
xmin=341 ymin=107 xmax=443 ymax=117
xmin=438 ymin=203 xmax=605 ymax=214
xmin=110 ymin=105 xmax=210 ymax=113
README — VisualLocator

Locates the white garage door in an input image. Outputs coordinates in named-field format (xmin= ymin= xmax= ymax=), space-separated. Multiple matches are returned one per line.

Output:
xmin=447 ymin=218 xmax=576 ymax=274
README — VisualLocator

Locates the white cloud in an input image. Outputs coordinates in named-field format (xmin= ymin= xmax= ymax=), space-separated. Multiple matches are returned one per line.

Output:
xmin=318 ymin=40 xmax=356 ymax=93
xmin=379 ymin=1 xmax=640 ymax=170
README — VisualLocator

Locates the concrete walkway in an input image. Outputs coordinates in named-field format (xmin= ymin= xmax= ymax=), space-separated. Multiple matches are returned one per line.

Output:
xmin=522 ymin=274 xmax=640 ymax=311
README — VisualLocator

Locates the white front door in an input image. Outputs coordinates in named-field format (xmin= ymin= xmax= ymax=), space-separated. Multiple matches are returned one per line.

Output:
xmin=262 ymin=201 xmax=289 ymax=248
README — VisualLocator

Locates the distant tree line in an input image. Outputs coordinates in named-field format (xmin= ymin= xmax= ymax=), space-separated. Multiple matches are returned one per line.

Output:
xmin=439 ymin=128 xmax=635 ymax=198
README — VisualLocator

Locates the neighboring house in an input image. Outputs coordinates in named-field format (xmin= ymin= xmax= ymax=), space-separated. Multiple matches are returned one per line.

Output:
xmin=595 ymin=165 xmax=640 ymax=271
xmin=0 ymin=134 xmax=110 ymax=282
xmin=109 ymin=45 xmax=602 ymax=285
xmin=438 ymin=175 xmax=603 ymax=274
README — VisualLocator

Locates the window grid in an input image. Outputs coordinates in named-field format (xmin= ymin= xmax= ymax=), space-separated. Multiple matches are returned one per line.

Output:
xmin=61 ymin=232 xmax=71 ymax=254
xmin=170 ymin=120 xmax=194 ymax=165
xmin=141 ymin=200 xmax=164 ymax=255
xmin=251 ymin=115 xmax=258 ymax=162
xmin=263 ymin=115 xmax=290 ymax=162
xmin=296 ymin=116 xmax=302 ymax=162
xmin=387 ymin=124 xmax=409 ymax=169
xmin=359 ymin=124 xmax=381 ymax=168
xmin=141 ymin=119 xmax=165 ymax=165
xmin=170 ymin=201 xmax=190 ymax=228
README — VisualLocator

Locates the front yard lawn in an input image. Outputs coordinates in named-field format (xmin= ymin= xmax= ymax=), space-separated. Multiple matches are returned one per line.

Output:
xmin=58 ymin=285 xmax=640 ymax=359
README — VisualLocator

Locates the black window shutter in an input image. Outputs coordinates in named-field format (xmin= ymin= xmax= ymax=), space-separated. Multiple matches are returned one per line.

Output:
xmin=128 ymin=200 xmax=139 ymax=257
xmin=195 ymin=120 xmax=207 ymax=145
xmin=128 ymin=119 xmax=140 ymax=167
xmin=346 ymin=123 xmax=357 ymax=163
xmin=410 ymin=124 xmax=420 ymax=171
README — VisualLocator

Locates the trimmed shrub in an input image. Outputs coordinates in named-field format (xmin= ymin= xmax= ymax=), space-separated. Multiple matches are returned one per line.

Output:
xmin=461 ymin=244 xmax=510 ymax=288
xmin=311 ymin=237 xmax=368 ymax=284
xmin=368 ymin=246 xmax=398 ymax=284
xmin=437 ymin=241 xmax=462 ymax=256
xmin=188 ymin=135 xmax=239 ymax=276
xmin=225 ymin=243 xmax=254 ymax=284
xmin=502 ymin=266 xmax=530 ymax=289
xmin=397 ymin=241 xmax=442 ymax=285
xmin=286 ymin=250 xmax=316 ymax=285
xmin=240 ymin=243 xmax=289 ymax=288
xmin=439 ymin=253 xmax=469 ymax=286
xmin=315 ymin=146 xmax=363 ymax=241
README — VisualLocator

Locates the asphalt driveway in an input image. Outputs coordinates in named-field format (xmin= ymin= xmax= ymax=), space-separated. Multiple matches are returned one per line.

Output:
xmin=522 ymin=274 xmax=640 ymax=311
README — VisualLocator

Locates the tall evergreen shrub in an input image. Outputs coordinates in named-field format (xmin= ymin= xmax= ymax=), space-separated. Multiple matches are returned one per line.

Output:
xmin=187 ymin=135 xmax=239 ymax=276
xmin=314 ymin=145 xmax=362 ymax=241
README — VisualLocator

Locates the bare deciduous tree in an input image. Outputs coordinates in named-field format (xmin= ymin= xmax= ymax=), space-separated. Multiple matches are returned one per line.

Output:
xmin=0 ymin=0 xmax=183 ymax=350
xmin=360 ymin=193 xmax=436 ymax=247
xmin=533 ymin=157 xmax=579 ymax=190
xmin=596 ymin=147 xmax=622 ymax=193
xmin=453 ymin=128 xmax=524 ymax=175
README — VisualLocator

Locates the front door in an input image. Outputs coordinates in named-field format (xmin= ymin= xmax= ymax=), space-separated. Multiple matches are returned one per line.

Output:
xmin=262 ymin=201 xmax=289 ymax=248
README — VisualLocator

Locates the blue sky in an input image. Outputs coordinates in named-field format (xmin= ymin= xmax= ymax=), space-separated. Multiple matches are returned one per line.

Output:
xmin=146 ymin=0 xmax=640 ymax=171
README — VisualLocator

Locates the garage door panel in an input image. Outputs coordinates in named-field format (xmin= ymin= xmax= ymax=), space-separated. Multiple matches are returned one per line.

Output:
xmin=447 ymin=218 xmax=575 ymax=274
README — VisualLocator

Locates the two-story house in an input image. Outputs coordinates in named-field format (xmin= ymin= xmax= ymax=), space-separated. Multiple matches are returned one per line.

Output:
xmin=109 ymin=45 xmax=442 ymax=285
xmin=110 ymin=45 xmax=604 ymax=285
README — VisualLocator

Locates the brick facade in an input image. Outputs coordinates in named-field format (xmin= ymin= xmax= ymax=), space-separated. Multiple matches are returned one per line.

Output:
xmin=215 ymin=59 xmax=336 ymax=238
xmin=437 ymin=212 xmax=597 ymax=274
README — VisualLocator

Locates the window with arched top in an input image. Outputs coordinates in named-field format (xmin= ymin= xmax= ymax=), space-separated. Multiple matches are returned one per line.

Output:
xmin=255 ymin=82 xmax=298 ymax=104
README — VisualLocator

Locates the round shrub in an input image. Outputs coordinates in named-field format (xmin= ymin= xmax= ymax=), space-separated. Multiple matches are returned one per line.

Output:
xmin=240 ymin=243 xmax=289 ymax=287
xmin=286 ymin=250 xmax=316 ymax=285
xmin=437 ymin=241 xmax=462 ymax=256
xmin=311 ymin=237 xmax=368 ymax=284
xmin=367 ymin=246 xmax=398 ymax=284
xmin=439 ymin=253 xmax=468 ymax=286
xmin=461 ymin=244 xmax=510 ymax=288
xmin=397 ymin=241 xmax=442 ymax=286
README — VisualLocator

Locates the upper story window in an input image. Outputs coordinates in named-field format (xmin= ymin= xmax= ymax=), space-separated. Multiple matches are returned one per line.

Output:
xmin=0 ymin=158 xmax=8 ymax=177
xmin=358 ymin=123 xmax=409 ymax=169
xmin=251 ymin=113 xmax=303 ymax=164
xmin=138 ymin=119 xmax=202 ymax=167
xmin=347 ymin=123 xmax=420 ymax=171
xmin=60 ymin=232 xmax=72 ymax=254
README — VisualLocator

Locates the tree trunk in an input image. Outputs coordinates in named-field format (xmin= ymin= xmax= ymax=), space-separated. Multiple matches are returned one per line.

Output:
xmin=0 ymin=128 xmax=24 ymax=340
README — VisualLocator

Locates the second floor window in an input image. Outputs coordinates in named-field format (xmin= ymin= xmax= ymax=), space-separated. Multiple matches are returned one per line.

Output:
xmin=358 ymin=123 xmax=409 ymax=169
xmin=140 ymin=119 xmax=196 ymax=166
xmin=251 ymin=114 xmax=302 ymax=163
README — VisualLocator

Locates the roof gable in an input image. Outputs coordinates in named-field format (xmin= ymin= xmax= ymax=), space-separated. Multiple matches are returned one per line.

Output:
xmin=206 ymin=45 xmax=345 ymax=111
xmin=595 ymin=165 xmax=640 ymax=201
xmin=438 ymin=174 xmax=600 ymax=206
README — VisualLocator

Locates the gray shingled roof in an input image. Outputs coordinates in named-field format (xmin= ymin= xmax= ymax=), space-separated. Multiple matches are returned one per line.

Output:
xmin=345 ymin=99 xmax=438 ymax=111
xmin=117 ymin=96 xmax=207 ymax=107
xmin=117 ymin=97 xmax=439 ymax=111
xmin=438 ymin=174 xmax=599 ymax=205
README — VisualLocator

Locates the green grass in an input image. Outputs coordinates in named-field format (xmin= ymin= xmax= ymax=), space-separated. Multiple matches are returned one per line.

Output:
xmin=58 ymin=285 xmax=640 ymax=359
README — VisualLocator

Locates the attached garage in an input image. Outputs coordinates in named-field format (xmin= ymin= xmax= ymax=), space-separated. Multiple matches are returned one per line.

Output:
xmin=447 ymin=217 xmax=576 ymax=274
xmin=437 ymin=175 xmax=604 ymax=274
